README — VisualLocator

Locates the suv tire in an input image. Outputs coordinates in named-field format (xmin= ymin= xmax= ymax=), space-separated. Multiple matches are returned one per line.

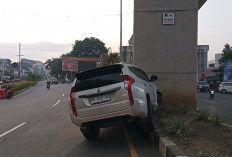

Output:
xmin=80 ymin=126 xmax=100 ymax=140
xmin=147 ymin=97 xmax=156 ymax=131
xmin=222 ymin=89 xmax=227 ymax=94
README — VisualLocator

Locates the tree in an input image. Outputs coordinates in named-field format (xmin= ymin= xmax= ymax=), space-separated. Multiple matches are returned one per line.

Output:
xmin=99 ymin=53 xmax=120 ymax=67
xmin=68 ymin=37 xmax=108 ymax=58
xmin=219 ymin=43 xmax=232 ymax=67
xmin=45 ymin=58 xmax=63 ymax=79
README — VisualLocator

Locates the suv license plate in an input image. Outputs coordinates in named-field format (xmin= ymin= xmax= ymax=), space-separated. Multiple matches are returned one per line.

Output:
xmin=90 ymin=94 xmax=111 ymax=105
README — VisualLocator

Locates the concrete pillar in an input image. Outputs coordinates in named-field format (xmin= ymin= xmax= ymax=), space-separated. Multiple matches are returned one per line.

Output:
xmin=134 ymin=0 xmax=206 ymax=111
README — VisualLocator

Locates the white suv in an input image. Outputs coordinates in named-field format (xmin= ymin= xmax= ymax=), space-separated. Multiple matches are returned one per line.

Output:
xmin=218 ymin=82 xmax=232 ymax=93
xmin=69 ymin=63 xmax=160 ymax=139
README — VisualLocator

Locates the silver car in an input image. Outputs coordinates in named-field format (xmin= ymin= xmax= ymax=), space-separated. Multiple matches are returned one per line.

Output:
xmin=69 ymin=63 xmax=160 ymax=139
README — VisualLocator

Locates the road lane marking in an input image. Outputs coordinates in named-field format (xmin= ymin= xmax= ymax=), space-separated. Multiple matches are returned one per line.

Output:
xmin=0 ymin=122 xmax=26 ymax=138
xmin=122 ymin=126 xmax=138 ymax=157
xmin=52 ymin=100 xmax=62 ymax=107
xmin=201 ymin=99 xmax=216 ymax=104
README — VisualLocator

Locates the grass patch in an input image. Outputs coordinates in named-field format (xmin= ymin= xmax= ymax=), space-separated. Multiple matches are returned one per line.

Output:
xmin=196 ymin=149 xmax=230 ymax=157
xmin=210 ymin=113 xmax=222 ymax=126
xmin=194 ymin=108 xmax=211 ymax=120
xmin=162 ymin=116 xmax=189 ymax=141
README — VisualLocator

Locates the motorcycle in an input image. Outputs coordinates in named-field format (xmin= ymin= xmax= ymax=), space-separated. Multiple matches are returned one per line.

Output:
xmin=6 ymin=86 xmax=12 ymax=99
xmin=209 ymin=89 xmax=215 ymax=99
xmin=47 ymin=82 xmax=50 ymax=90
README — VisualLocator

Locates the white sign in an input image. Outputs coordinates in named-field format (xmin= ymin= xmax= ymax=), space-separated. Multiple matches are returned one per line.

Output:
xmin=163 ymin=13 xmax=175 ymax=25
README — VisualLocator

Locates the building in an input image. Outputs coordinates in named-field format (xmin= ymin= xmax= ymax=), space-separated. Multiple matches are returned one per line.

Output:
xmin=197 ymin=45 xmax=209 ymax=81
xmin=215 ymin=53 xmax=222 ymax=68
xmin=122 ymin=46 xmax=133 ymax=64
xmin=208 ymin=60 xmax=215 ymax=68
xmin=0 ymin=58 xmax=12 ymax=80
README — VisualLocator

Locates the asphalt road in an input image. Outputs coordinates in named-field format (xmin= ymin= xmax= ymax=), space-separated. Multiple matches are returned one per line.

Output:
xmin=0 ymin=81 xmax=161 ymax=157
xmin=197 ymin=91 xmax=232 ymax=124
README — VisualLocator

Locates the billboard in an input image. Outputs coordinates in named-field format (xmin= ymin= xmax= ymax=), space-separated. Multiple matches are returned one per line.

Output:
xmin=62 ymin=57 xmax=78 ymax=72
xmin=224 ymin=60 xmax=232 ymax=81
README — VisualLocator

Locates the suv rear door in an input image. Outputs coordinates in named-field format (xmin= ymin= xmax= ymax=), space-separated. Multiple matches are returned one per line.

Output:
xmin=74 ymin=65 xmax=131 ymax=118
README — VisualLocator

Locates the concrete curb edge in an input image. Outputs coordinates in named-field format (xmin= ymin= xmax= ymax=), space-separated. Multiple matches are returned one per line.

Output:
xmin=150 ymin=129 xmax=187 ymax=157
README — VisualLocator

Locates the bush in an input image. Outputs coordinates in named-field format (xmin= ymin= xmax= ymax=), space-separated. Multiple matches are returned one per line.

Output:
xmin=194 ymin=108 xmax=211 ymax=121
xmin=210 ymin=113 xmax=222 ymax=126
xmin=26 ymin=74 xmax=41 ymax=82
xmin=163 ymin=116 xmax=189 ymax=141
xmin=2 ymin=81 xmax=34 ymax=92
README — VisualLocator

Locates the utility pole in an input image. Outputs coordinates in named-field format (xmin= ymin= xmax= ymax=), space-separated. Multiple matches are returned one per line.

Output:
xmin=120 ymin=0 xmax=123 ymax=62
xmin=17 ymin=43 xmax=23 ymax=81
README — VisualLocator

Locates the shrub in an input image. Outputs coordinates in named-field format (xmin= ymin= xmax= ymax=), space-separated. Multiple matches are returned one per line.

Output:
xmin=155 ymin=106 xmax=166 ymax=119
xmin=163 ymin=116 xmax=189 ymax=141
xmin=194 ymin=108 xmax=211 ymax=120
xmin=210 ymin=113 xmax=222 ymax=126
xmin=2 ymin=81 xmax=34 ymax=92
xmin=26 ymin=74 xmax=41 ymax=82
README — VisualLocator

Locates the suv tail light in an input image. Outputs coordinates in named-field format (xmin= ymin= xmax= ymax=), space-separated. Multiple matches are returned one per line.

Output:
xmin=70 ymin=86 xmax=77 ymax=117
xmin=124 ymin=75 xmax=135 ymax=105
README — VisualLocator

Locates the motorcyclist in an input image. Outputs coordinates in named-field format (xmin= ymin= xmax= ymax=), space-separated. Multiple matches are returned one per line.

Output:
xmin=47 ymin=79 xmax=51 ymax=89
xmin=6 ymin=86 xmax=12 ymax=99
xmin=209 ymin=81 xmax=215 ymax=91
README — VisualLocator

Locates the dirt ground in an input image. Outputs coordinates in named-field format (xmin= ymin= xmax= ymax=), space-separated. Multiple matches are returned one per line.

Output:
xmin=158 ymin=112 xmax=232 ymax=157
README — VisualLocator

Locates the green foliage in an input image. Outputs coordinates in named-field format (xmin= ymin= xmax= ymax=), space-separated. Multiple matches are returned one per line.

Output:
xmin=155 ymin=106 xmax=166 ymax=119
xmin=211 ymin=113 xmax=222 ymax=126
xmin=99 ymin=53 xmax=120 ymax=67
xmin=2 ymin=81 xmax=34 ymax=92
xmin=219 ymin=43 xmax=232 ymax=68
xmin=163 ymin=116 xmax=189 ymax=141
xmin=194 ymin=108 xmax=211 ymax=120
xmin=45 ymin=37 xmax=108 ymax=77
xmin=26 ymin=73 xmax=41 ymax=82
xmin=68 ymin=37 xmax=108 ymax=58
xmin=45 ymin=57 xmax=63 ymax=79
xmin=196 ymin=149 xmax=230 ymax=157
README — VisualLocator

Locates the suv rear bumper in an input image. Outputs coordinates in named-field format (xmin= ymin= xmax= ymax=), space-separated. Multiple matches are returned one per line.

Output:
xmin=70 ymin=103 xmax=146 ymax=127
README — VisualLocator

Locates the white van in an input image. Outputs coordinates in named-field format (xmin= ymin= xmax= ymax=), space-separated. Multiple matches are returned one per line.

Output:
xmin=218 ymin=82 xmax=232 ymax=93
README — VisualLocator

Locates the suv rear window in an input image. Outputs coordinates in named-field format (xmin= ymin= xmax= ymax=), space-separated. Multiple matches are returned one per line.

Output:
xmin=75 ymin=65 xmax=124 ymax=92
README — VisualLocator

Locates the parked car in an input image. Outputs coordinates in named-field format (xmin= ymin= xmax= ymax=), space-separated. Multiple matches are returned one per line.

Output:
xmin=51 ymin=78 xmax=58 ymax=84
xmin=69 ymin=63 xmax=160 ymax=140
xmin=218 ymin=82 xmax=232 ymax=93
xmin=197 ymin=81 xmax=209 ymax=92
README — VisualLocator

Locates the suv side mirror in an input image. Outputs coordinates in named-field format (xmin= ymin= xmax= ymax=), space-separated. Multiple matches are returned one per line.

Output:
xmin=150 ymin=75 xmax=158 ymax=82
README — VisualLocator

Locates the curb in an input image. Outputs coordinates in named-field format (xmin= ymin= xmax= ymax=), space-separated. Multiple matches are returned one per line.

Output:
xmin=150 ymin=129 xmax=187 ymax=157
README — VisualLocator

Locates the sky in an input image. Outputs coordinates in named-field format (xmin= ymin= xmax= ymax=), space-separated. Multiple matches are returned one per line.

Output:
xmin=0 ymin=0 xmax=231 ymax=63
